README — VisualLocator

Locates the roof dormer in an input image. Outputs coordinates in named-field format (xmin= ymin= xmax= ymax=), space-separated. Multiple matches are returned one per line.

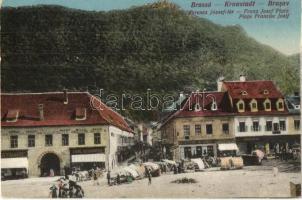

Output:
xmin=249 ymin=99 xmax=258 ymax=112
xmin=276 ymin=98 xmax=285 ymax=111
xmin=6 ymin=110 xmax=19 ymax=122
xmin=236 ymin=99 xmax=245 ymax=113
xmin=263 ymin=98 xmax=271 ymax=111
xmin=263 ymin=89 xmax=269 ymax=95
xmin=241 ymin=90 xmax=248 ymax=96
xmin=75 ymin=108 xmax=87 ymax=120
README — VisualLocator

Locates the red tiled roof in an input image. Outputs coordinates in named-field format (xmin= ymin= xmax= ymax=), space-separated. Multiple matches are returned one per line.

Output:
xmin=222 ymin=80 xmax=288 ymax=115
xmin=1 ymin=92 xmax=133 ymax=132
xmin=160 ymin=91 xmax=233 ymax=128
xmin=222 ymin=80 xmax=283 ymax=99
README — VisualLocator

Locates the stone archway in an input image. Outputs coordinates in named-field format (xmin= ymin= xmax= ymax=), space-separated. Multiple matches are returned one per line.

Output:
xmin=39 ymin=152 xmax=61 ymax=177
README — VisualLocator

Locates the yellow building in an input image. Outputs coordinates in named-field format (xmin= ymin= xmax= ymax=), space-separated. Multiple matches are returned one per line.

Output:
xmin=160 ymin=91 xmax=235 ymax=160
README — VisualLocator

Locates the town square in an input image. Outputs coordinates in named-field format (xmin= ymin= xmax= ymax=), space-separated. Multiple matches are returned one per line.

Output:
xmin=1 ymin=0 xmax=301 ymax=198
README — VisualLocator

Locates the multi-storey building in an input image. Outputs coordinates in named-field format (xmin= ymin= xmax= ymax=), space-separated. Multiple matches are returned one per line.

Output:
xmin=1 ymin=91 xmax=133 ymax=177
xmin=220 ymin=76 xmax=300 ymax=154
xmin=160 ymin=76 xmax=300 ymax=160
xmin=160 ymin=91 xmax=235 ymax=160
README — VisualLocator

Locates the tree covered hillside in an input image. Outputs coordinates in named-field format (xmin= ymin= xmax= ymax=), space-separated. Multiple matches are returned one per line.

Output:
xmin=1 ymin=2 xmax=300 ymax=119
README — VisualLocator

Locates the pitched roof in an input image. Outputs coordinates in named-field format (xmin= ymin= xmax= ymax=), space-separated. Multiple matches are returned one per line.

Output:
xmin=159 ymin=91 xmax=233 ymax=129
xmin=1 ymin=92 xmax=133 ymax=132
xmin=222 ymin=80 xmax=283 ymax=99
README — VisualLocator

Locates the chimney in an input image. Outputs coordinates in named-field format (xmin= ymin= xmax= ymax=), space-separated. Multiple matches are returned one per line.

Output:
xmin=38 ymin=104 xmax=44 ymax=120
xmin=63 ymin=89 xmax=68 ymax=104
xmin=239 ymin=75 xmax=246 ymax=82
xmin=217 ymin=76 xmax=225 ymax=91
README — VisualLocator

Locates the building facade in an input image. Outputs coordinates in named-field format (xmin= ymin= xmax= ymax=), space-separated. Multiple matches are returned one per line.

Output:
xmin=1 ymin=91 xmax=133 ymax=177
xmin=160 ymin=76 xmax=301 ymax=160
xmin=160 ymin=91 xmax=235 ymax=160
xmin=220 ymin=77 xmax=301 ymax=154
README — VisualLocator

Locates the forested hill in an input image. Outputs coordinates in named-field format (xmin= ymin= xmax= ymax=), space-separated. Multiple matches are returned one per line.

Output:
xmin=1 ymin=2 xmax=299 ymax=119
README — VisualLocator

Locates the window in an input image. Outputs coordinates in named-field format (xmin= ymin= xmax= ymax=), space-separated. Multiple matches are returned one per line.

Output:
xmin=294 ymin=120 xmax=300 ymax=130
xmin=278 ymin=102 xmax=284 ymax=109
xmin=28 ymin=135 xmax=35 ymax=147
xmin=207 ymin=146 xmax=214 ymax=156
xmin=78 ymin=133 xmax=85 ymax=145
xmin=263 ymin=99 xmax=271 ymax=111
xmin=276 ymin=99 xmax=284 ymax=111
xmin=263 ymin=90 xmax=269 ymax=95
xmin=196 ymin=146 xmax=202 ymax=156
xmin=239 ymin=103 xmax=244 ymax=110
xmin=184 ymin=147 xmax=192 ymax=158
xmin=6 ymin=110 xmax=19 ymax=122
xmin=195 ymin=125 xmax=201 ymax=135
xmin=273 ymin=123 xmax=280 ymax=132
xmin=183 ymin=125 xmax=190 ymax=139
xmin=75 ymin=108 xmax=87 ymax=120
xmin=252 ymin=103 xmax=257 ymax=109
xmin=10 ymin=135 xmax=18 ymax=148
xmin=62 ymin=134 xmax=69 ymax=146
xmin=241 ymin=91 xmax=248 ymax=95
xmin=237 ymin=100 xmax=245 ymax=112
xmin=279 ymin=120 xmax=286 ymax=131
xmin=222 ymin=123 xmax=229 ymax=134
xmin=45 ymin=135 xmax=53 ymax=146
xmin=206 ymin=124 xmax=213 ymax=135
xmin=252 ymin=121 xmax=260 ymax=132
xmin=239 ymin=122 xmax=246 ymax=132
xmin=94 ymin=133 xmax=101 ymax=144
xmin=250 ymin=99 xmax=258 ymax=112
xmin=266 ymin=121 xmax=272 ymax=131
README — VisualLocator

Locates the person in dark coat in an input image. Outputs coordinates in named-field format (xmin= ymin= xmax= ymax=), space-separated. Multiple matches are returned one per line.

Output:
xmin=117 ymin=173 xmax=121 ymax=185
xmin=173 ymin=165 xmax=178 ymax=174
xmin=147 ymin=169 xmax=152 ymax=185
xmin=107 ymin=171 xmax=111 ymax=186
xmin=49 ymin=184 xmax=57 ymax=198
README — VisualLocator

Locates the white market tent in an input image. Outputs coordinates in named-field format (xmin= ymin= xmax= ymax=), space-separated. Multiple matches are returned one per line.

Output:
xmin=190 ymin=158 xmax=205 ymax=170
xmin=124 ymin=166 xmax=139 ymax=178
xmin=218 ymin=143 xmax=239 ymax=151
xmin=162 ymin=159 xmax=177 ymax=165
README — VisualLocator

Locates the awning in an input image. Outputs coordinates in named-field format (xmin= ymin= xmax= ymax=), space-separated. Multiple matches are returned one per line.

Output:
xmin=1 ymin=157 xmax=28 ymax=169
xmin=71 ymin=153 xmax=105 ymax=163
xmin=218 ymin=143 xmax=239 ymax=151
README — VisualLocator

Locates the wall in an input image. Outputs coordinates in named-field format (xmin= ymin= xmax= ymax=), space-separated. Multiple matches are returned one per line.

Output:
xmin=107 ymin=126 xmax=133 ymax=170
xmin=234 ymin=115 xmax=300 ymax=137
xmin=1 ymin=125 xmax=108 ymax=177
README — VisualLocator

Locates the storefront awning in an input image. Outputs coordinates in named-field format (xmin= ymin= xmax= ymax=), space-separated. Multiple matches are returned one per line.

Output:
xmin=218 ymin=143 xmax=239 ymax=151
xmin=71 ymin=153 xmax=105 ymax=163
xmin=1 ymin=157 xmax=28 ymax=169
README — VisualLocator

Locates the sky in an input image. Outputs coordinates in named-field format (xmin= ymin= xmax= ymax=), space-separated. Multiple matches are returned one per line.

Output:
xmin=2 ymin=0 xmax=301 ymax=55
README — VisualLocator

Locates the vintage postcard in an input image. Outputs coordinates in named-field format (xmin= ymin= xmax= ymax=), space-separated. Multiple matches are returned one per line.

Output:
xmin=0 ymin=0 xmax=301 ymax=198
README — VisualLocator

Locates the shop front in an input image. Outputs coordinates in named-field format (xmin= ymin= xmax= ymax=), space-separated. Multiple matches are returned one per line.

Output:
xmin=236 ymin=135 xmax=301 ymax=155
xmin=1 ymin=150 xmax=28 ymax=180
xmin=70 ymin=147 xmax=106 ymax=171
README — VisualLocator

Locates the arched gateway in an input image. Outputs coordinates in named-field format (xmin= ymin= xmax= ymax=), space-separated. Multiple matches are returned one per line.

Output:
xmin=39 ymin=153 xmax=60 ymax=176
